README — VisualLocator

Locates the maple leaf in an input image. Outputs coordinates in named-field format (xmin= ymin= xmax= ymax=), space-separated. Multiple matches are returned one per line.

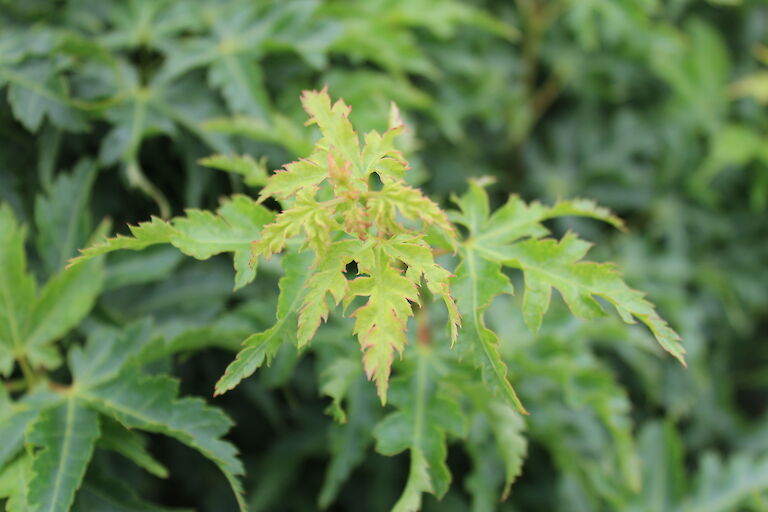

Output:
xmin=255 ymin=192 xmax=338 ymax=259
xmin=34 ymin=160 xmax=99 ymax=275
xmin=0 ymin=320 xmax=246 ymax=512
xmin=258 ymin=157 xmax=329 ymax=202
xmin=450 ymin=182 xmax=684 ymax=414
xmin=373 ymin=347 xmax=466 ymax=511
xmin=453 ymin=247 xmax=527 ymax=414
xmin=368 ymin=177 xmax=454 ymax=238
xmin=347 ymin=246 xmax=420 ymax=404
xmin=360 ymin=102 xmax=408 ymax=179
xmin=504 ymin=234 xmax=685 ymax=365
xmin=301 ymin=87 xmax=362 ymax=173
xmin=199 ymin=153 xmax=268 ymax=187
xmin=0 ymin=57 xmax=88 ymax=133
xmin=72 ymin=195 xmax=273 ymax=290
xmin=71 ymin=322 xmax=247 ymax=511
xmin=297 ymin=240 xmax=366 ymax=347
xmin=0 ymin=205 xmax=104 ymax=375
xmin=380 ymin=236 xmax=460 ymax=341
xmin=25 ymin=398 xmax=100 ymax=512
xmin=215 ymin=252 xmax=313 ymax=395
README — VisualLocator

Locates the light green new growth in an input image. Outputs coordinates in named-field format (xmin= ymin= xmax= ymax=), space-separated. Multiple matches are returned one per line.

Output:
xmin=219 ymin=89 xmax=460 ymax=404
xmin=71 ymin=195 xmax=274 ymax=290
xmin=73 ymin=89 xmax=683 ymax=414
xmin=450 ymin=182 xmax=686 ymax=372
xmin=63 ymin=89 xmax=687 ymax=511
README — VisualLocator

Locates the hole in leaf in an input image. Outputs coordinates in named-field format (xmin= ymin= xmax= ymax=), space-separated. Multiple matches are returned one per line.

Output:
xmin=344 ymin=261 xmax=358 ymax=278
xmin=368 ymin=172 xmax=383 ymax=191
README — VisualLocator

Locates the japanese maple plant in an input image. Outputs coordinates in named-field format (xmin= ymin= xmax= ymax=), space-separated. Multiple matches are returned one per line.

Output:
xmin=68 ymin=89 xmax=684 ymax=511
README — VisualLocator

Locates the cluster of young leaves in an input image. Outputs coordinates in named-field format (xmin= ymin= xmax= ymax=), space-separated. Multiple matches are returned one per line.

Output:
xmin=73 ymin=89 xmax=685 ymax=510
xmin=76 ymin=88 xmax=461 ymax=405
xmin=0 ymin=176 xmax=247 ymax=511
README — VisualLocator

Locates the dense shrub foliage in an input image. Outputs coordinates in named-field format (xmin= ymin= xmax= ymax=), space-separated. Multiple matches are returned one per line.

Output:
xmin=1 ymin=1 xmax=766 ymax=511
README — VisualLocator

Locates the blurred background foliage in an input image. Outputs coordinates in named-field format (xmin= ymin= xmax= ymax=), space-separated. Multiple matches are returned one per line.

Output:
xmin=1 ymin=0 xmax=767 ymax=510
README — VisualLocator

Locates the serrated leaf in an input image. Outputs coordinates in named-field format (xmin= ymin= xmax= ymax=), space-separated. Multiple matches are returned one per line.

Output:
xmin=26 ymin=257 xmax=104 ymax=369
xmin=0 ymin=454 xmax=31 ymax=512
xmin=0 ymin=201 xmax=103 ymax=373
xmin=71 ymin=217 xmax=177 ymax=265
xmin=97 ymin=418 xmax=169 ymax=479
xmin=258 ymin=158 xmax=328 ymax=202
xmin=72 ymin=196 xmax=273 ymax=290
xmin=171 ymin=195 xmax=274 ymax=289
xmin=360 ymin=104 xmax=407 ymax=178
xmin=199 ymin=153 xmax=268 ymax=187
xmin=256 ymin=193 xmax=336 ymax=258
xmin=0 ymin=389 xmax=61 ymax=471
xmin=449 ymin=180 xmax=492 ymax=234
xmin=26 ymin=398 xmax=100 ymax=512
xmin=464 ymin=393 xmax=527 ymax=509
xmin=380 ymin=236 xmax=460 ymax=341
xmin=63 ymin=316 xmax=245 ymax=509
xmin=453 ymin=249 xmax=527 ymax=414
xmin=0 ymin=204 xmax=36 ymax=376
xmin=2 ymin=60 xmax=87 ymax=132
xmin=173 ymin=195 xmax=272 ymax=257
xmin=544 ymin=198 xmax=626 ymax=231
xmin=78 ymin=371 xmax=245 ymax=511
xmin=34 ymin=159 xmax=98 ymax=275
xmin=348 ymin=246 xmax=420 ymax=404
xmin=301 ymin=88 xmax=361 ymax=173
xmin=514 ymin=323 xmax=642 ymax=498
xmin=452 ymin=183 xmax=684 ymax=368
xmin=215 ymin=251 xmax=313 ymax=395
xmin=487 ymin=401 xmax=527 ymax=499
xmin=373 ymin=348 xmax=466 ymax=511
xmin=368 ymin=178 xmax=454 ymax=237
xmin=69 ymin=320 xmax=156 ymax=391
xmin=453 ymin=182 xmax=623 ymax=257
xmin=504 ymin=234 xmax=686 ymax=365
xmin=297 ymin=240 xmax=365 ymax=347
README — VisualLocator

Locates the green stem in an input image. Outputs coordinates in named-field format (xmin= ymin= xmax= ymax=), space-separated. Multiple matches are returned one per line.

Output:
xmin=17 ymin=355 xmax=37 ymax=388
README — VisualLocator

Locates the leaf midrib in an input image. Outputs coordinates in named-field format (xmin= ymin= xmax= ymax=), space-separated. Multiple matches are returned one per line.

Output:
xmin=464 ymin=248 xmax=525 ymax=413
xmin=56 ymin=169 xmax=96 ymax=270
xmin=45 ymin=398 xmax=76 ymax=512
